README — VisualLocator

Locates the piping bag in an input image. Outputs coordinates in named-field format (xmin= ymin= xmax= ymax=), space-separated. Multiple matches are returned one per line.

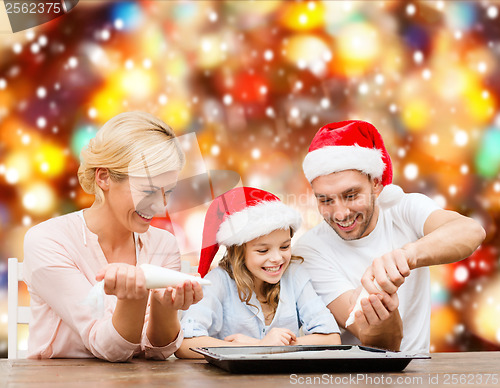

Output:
xmin=140 ymin=264 xmax=211 ymax=288
xmin=84 ymin=264 xmax=211 ymax=318
xmin=345 ymin=280 xmax=382 ymax=327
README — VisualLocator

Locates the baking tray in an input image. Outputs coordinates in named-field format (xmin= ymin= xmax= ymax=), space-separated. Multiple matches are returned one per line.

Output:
xmin=191 ymin=345 xmax=430 ymax=374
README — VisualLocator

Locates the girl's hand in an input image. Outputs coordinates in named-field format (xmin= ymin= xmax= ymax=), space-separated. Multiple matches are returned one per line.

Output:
xmin=259 ymin=328 xmax=297 ymax=346
xmin=151 ymin=280 xmax=203 ymax=311
xmin=96 ymin=263 xmax=148 ymax=300
xmin=224 ymin=333 xmax=260 ymax=345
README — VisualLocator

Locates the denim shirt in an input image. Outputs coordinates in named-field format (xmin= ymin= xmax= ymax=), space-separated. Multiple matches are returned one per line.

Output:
xmin=181 ymin=262 xmax=339 ymax=339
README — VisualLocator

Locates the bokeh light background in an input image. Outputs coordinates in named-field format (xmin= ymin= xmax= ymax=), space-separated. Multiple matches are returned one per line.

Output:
xmin=1 ymin=0 xmax=500 ymax=356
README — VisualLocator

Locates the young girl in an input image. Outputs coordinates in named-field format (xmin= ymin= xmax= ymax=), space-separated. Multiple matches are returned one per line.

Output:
xmin=23 ymin=111 xmax=202 ymax=362
xmin=176 ymin=187 xmax=340 ymax=359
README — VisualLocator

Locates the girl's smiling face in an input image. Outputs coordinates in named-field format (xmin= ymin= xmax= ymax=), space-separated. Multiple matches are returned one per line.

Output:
xmin=244 ymin=228 xmax=292 ymax=291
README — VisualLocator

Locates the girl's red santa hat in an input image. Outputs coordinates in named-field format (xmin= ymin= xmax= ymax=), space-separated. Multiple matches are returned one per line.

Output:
xmin=198 ymin=187 xmax=302 ymax=277
xmin=303 ymin=120 xmax=404 ymax=207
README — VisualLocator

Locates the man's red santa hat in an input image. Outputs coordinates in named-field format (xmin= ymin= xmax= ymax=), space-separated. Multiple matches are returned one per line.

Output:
xmin=198 ymin=187 xmax=302 ymax=277
xmin=302 ymin=120 xmax=404 ymax=207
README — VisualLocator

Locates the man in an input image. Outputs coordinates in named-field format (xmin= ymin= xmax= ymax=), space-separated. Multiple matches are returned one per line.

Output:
xmin=293 ymin=120 xmax=485 ymax=352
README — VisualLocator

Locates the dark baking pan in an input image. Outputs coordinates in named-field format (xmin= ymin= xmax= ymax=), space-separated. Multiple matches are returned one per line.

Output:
xmin=191 ymin=345 xmax=430 ymax=374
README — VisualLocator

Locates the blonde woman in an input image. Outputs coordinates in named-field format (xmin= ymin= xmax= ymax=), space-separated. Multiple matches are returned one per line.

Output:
xmin=176 ymin=187 xmax=340 ymax=359
xmin=23 ymin=111 xmax=202 ymax=362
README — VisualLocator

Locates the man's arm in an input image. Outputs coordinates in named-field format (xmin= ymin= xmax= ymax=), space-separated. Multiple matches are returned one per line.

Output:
xmin=363 ymin=209 xmax=486 ymax=295
xmin=405 ymin=209 xmax=486 ymax=269
xmin=327 ymin=288 xmax=403 ymax=351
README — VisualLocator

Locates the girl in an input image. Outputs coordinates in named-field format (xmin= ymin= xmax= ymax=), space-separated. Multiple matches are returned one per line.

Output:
xmin=23 ymin=111 xmax=202 ymax=362
xmin=176 ymin=187 xmax=340 ymax=359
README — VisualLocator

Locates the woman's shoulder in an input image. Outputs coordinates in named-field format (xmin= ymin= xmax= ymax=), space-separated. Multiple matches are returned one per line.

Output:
xmin=23 ymin=212 xmax=85 ymax=268
xmin=25 ymin=211 xmax=83 ymax=242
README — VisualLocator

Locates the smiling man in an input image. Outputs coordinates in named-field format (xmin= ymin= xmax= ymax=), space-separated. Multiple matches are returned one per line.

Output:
xmin=293 ymin=120 xmax=486 ymax=352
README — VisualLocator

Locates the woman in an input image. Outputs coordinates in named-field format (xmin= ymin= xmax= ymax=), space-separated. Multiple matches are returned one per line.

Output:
xmin=23 ymin=111 xmax=202 ymax=361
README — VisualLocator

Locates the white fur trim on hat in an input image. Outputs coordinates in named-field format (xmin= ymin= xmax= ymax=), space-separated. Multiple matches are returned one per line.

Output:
xmin=216 ymin=201 xmax=302 ymax=247
xmin=303 ymin=145 xmax=385 ymax=183
xmin=377 ymin=184 xmax=405 ymax=208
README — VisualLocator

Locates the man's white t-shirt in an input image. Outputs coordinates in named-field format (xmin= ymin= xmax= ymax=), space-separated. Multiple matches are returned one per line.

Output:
xmin=293 ymin=192 xmax=441 ymax=352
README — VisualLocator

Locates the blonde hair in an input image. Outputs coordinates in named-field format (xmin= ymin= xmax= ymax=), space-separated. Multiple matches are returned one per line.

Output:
xmin=218 ymin=229 xmax=303 ymax=318
xmin=78 ymin=111 xmax=185 ymax=204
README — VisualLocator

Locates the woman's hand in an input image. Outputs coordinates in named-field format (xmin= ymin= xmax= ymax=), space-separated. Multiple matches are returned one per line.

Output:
xmin=95 ymin=264 xmax=149 ymax=344
xmin=96 ymin=263 xmax=148 ymax=300
xmin=150 ymin=280 xmax=203 ymax=311
xmin=259 ymin=328 xmax=297 ymax=346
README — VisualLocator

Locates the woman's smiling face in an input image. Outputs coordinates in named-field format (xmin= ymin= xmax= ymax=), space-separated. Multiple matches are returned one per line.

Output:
xmin=106 ymin=170 xmax=179 ymax=234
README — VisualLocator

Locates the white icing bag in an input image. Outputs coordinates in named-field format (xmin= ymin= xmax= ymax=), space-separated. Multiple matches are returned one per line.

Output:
xmin=140 ymin=264 xmax=211 ymax=288
xmin=83 ymin=280 xmax=106 ymax=319
xmin=84 ymin=264 xmax=211 ymax=318
xmin=345 ymin=280 xmax=382 ymax=327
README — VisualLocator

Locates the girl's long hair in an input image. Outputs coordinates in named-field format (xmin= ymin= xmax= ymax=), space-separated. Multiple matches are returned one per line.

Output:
xmin=218 ymin=229 xmax=302 ymax=318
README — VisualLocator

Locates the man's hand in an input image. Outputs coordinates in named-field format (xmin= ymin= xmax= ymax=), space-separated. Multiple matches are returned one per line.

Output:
xmin=356 ymin=302 xmax=403 ymax=351
xmin=345 ymin=286 xmax=403 ymax=351
xmin=361 ymin=248 xmax=411 ymax=295
xmin=352 ymin=292 xmax=399 ymax=329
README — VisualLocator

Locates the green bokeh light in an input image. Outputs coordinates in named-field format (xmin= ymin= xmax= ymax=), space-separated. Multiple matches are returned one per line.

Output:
xmin=475 ymin=128 xmax=500 ymax=178
xmin=71 ymin=126 xmax=98 ymax=160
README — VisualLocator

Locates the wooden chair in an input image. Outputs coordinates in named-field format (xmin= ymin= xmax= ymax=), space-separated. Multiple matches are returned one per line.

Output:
xmin=7 ymin=258 xmax=31 ymax=359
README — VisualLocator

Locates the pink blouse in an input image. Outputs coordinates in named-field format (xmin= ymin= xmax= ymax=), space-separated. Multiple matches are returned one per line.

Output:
xmin=23 ymin=210 xmax=183 ymax=362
